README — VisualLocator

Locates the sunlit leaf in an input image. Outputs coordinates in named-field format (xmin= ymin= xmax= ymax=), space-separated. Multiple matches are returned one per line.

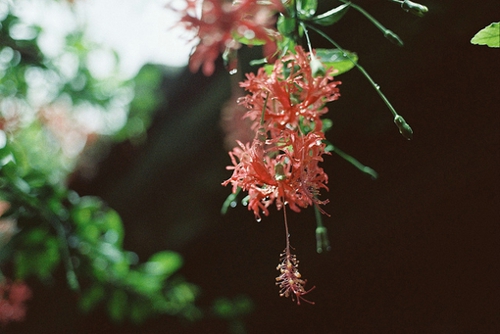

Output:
xmin=277 ymin=15 xmax=296 ymax=36
xmin=310 ymin=3 xmax=350 ymax=26
xmin=101 ymin=209 xmax=124 ymax=245
xmin=232 ymin=31 xmax=267 ymax=46
xmin=315 ymin=48 xmax=358 ymax=75
xmin=144 ymin=251 xmax=183 ymax=278
xmin=471 ymin=22 xmax=500 ymax=48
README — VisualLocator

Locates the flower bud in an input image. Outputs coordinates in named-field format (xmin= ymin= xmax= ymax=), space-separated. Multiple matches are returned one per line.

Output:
xmin=394 ymin=115 xmax=413 ymax=140
xmin=315 ymin=226 xmax=331 ymax=253
xmin=402 ymin=0 xmax=429 ymax=17
xmin=384 ymin=30 xmax=404 ymax=46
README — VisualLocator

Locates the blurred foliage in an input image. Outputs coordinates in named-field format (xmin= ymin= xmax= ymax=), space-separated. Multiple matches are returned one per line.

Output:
xmin=0 ymin=1 xmax=200 ymax=326
xmin=212 ymin=295 xmax=254 ymax=334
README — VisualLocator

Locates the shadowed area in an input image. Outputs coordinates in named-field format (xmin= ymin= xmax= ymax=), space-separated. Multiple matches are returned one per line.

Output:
xmin=6 ymin=0 xmax=499 ymax=332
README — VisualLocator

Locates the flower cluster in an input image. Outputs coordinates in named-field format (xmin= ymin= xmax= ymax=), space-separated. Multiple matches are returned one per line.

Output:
xmin=173 ymin=0 xmax=425 ymax=306
xmin=239 ymin=46 xmax=341 ymax=135
xmin=0 ymin=280 xmax=32 ymax=325
xmin=175 ymin=0 xmax=283 ymax=75
xmin=223 ymin=46 xmax=340 ymax=220
xmin=221 ymin=46 xmax=340 ymax=303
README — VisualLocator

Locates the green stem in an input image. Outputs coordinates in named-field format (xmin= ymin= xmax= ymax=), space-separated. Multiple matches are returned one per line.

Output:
xmin=306 ymin=24 xmax=413 ymax=139
xmin=314 ymin=205 xmax=330 ymax=253
xmin=339 ymin=0 xmax=403 ymax=46
xmin=300 ymin=22 xmax=314 ymax=54
xmin=306 ymin=24 xmax=398 ymax=117
xmin=48 ymin=215 xmax=80 ymax=291
xmin=329 ymin=144 xmax=378 ymax=179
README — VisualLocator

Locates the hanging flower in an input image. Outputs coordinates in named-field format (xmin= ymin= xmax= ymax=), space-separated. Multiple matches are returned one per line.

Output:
xmin=174 ymin=0 xmax=283 ymax=75
xmin=222 ymin=129 xmax=330 ymax=220
xmin=238 ymin=46 xmax=341 ymax=135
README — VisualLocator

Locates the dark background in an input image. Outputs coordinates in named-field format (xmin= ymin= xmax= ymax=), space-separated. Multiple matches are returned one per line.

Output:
xmin=10 ymin=0 xmax=500 ymax=333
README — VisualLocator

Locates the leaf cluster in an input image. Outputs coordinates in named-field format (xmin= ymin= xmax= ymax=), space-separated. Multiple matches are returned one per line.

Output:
xmin=0 ymin=136 xmax=200 ymax=323
xmin=0 ymin=3 xmax=199 ymax=325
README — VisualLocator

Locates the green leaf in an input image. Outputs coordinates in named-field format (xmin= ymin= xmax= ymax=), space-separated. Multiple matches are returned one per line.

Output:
xmin=71 ymin=196 xmax=124 ymax=245
xmin=321 ymin=118 xmax=333 ymax=132
xmin=213 ymin=298 xmax=235 ymax=318
xmin=126 ymin=271 xmax=162 ymax=295
xmin=72 ymin=196 xmax=102 ymax=227
xmin=101 ymin=209 xmax=124 ymax=246
xmin=471 ymin=22 xmax=500 ymax=48
xmin=79 ymin=284 xmax=105 ymax=312
xmin=14 ymin=228 xmax=61 ymax=280
xmin=310 ymin=3 xmax=350 ymax=26
xmin=297 ymin=0 xmax=318 ymax=19
xmin=277 ymin=15 xmax=296 ymax=37
xmin=144 ymin=251 xmax=183 ymax=278
xmin=232 ymin=31 xmax=267 ymax=46
xmin=108 ymin=289 xmax=128 ymax=322
xmin=130 ymin=301 xmax=150 ymax=324
xmin=315 ymin=48 xmax=358 ymax=75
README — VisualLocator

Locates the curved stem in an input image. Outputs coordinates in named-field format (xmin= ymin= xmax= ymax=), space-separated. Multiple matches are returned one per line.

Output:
xmin=305 ymin=24 xmax=400 ymax=118
xmin=329 ymin=144 xmax=379 ymax=179
xmin=338 ymin=0 xmax=403 ymax=46
xmin=300 ymin=22 xmax=314 ymax=54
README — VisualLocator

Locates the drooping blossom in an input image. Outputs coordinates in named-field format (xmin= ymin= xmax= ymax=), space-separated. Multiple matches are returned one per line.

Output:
xmin=174 ymin=0 xmax=283 ymax=75
xmin=222 ymin=129 xmax=330 ymax=220
xmin=221 ymin=39 xmax=342 ymax=306
xmin=238 ymin=46 xmax=341 ymax=135
xmin=0 ymin=280 xmax=32 ymax=325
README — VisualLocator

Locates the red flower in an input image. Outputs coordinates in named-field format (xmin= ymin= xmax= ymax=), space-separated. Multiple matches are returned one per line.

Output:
xmin=238 ymin=46 xmax=341 ymax=135
xmin=175 ymin=0 xmax=283 ymax=76
xmin=222 ymin=129 xmax=329 ymax=220
xmin=0 ymin=280 xmax=32 ymax=325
